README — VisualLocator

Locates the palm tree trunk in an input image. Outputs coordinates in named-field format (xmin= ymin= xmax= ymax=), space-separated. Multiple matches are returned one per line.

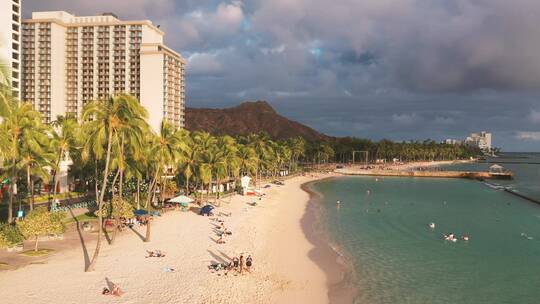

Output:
xmin=30 ymin=176 xmax=35 ymax=211
xmin=119 ymin=170 xmax=124 ymax=199
xmin=27 ymin=165 xmax=33 ymax=211
xmin=215 ymin=178 xmax=220 ymax=204
xmin=144 ymin=216 xmax=152 ymax=242
xmin=34 ymin=235 xmax=39 ymax=252
xmin=8 ymin=183 xmax=14 ymax=224
xmin=111 ymin=217 xmax=119 ymax=245
xmin=144 ymin=168 xmax=160 ymax=243
xmin=136 ymin=178 xmax=140 ymax=210
xmin=110 ymin=170 xmax=122 ymax=245
xmin=146 ymin=168 xmax=159 ymax=208
xmin=94 ymin=160 xmax=99 ymax=199
xmin=86 ymin=129 xmax=114 ymax=272
xmin=111 ymin=170 xmax=120 ymax=196
xmin=51 ymin=147 xmax=64 ymax=197
xmin=118 ymin=137 xmax=125 ymax=199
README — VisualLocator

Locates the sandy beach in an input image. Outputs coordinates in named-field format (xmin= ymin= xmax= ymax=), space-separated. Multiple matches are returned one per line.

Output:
xmin=0 ymin=174 xmax=336 ymax=304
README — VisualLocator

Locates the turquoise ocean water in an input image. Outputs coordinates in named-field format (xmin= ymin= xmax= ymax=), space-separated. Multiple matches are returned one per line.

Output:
xmin=312 ymin=153 xmax=540 ymax=304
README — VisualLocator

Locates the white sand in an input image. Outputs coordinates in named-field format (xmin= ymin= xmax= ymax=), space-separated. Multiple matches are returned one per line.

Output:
xmin=0 ymin=175 xmax=331 ymax=304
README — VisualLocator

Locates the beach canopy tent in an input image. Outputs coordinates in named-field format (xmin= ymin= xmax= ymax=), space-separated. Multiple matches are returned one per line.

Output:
xmin=168 ymin=195 xmax=194 ymax=204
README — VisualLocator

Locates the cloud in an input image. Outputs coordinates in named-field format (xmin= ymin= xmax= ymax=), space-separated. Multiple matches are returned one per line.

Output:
xmin=529 ymin=109 xmax=540 ymax=124
xmin=187 ymin=53 xmax=224 ymax=76
xmin=516 ymin=131 xmax=540 ymax=141
xmin=434 ymin=116 xmax=455 ymax=125
xmin=22 ymin=0 xmax=540 ymax=150
xmin=392 ymin=113 xmax=418 ymax=125
xmin=158 ymin=2 xmax=245 ymax=51
xmin=251 ymin=0 xmax=540 ymax=92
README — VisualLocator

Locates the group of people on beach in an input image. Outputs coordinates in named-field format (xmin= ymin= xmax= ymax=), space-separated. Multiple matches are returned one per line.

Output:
xmin=215 ymin=219 xmax=233 ymax=244
xmin=207 ymin=195 xmax=260 ymax=276
xmin=209 ymin=254 xmax=253 ymax=275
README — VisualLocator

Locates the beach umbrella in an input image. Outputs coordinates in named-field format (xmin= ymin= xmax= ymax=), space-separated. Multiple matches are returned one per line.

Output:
xmin=134 ymin=209 xmax=149 ymax=216
xmin=168 ymin=195 xmax=194 ymax=204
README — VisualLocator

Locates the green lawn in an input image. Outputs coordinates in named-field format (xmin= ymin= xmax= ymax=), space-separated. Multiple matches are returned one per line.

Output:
xmin=64 ymin=211 xmax=97 ymax=224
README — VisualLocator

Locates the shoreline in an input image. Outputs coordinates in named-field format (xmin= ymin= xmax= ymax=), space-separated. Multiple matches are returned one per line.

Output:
xmin=300 ymin=176 xmax=359 ymax=304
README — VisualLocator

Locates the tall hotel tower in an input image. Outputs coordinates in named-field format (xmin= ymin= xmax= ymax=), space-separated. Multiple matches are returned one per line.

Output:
xmin=21 ymin=11 xmax=186 ymax=131
xmin=0 ymin=0 xmax=22 ymax=99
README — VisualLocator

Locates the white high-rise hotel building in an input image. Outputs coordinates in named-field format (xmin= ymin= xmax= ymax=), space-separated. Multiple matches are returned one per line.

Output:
xmin=0 ymin=0 xmax=22 ymax=100
xmin=21 ymin=11 xmax=186 ymax=131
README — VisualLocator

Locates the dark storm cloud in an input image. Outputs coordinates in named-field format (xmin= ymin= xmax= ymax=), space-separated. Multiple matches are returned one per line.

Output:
xmin=24 ymin=0 xmax=540 ymax=150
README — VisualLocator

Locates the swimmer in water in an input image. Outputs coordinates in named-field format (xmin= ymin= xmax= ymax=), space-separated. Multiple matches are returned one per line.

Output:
xmin=429 ymin=222 xmax=435 ymax=229
xmin=367 ymin=190 xmax=371 ymax=195
xmin=336 ymin=200 xmax=341 ymax=205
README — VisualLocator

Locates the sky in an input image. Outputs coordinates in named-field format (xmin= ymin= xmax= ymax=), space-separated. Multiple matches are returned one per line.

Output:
xmin=24 ymin=0 xmax=540 ymax=151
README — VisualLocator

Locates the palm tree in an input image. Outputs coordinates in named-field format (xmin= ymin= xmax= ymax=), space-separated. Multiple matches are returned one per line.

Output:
xmin=201 ymin=145 xmax=227 ymax=203
xmin=192 ymin=132 xmax=217 ymax=197
xmin=20 ymin=142 xmax=54 ymax=210
xmin=179 ymin=136 xmax=197 ymax=195
xmin=144 ymin=121 xmax=188 ymax=242
xmin=0 ymin=100 xmax=44 ymax=223
xmin=288 ymin=137 xmax=306 ymax=172
xmin=237 ymin=144 xmax=258 ymax=177
xmin=246 ymin=133 xmax=272 ymax=188
xmin=49 ymin=116 xmax=79 ymax=196
xmin=82 ymin=94 xmax=148 ymax=272
xmin=216 ymin=136 xmax=239 ymax=197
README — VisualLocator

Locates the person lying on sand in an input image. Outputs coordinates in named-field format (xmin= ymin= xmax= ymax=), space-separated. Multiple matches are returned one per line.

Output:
xmin=103 ymin=284 xmax=124 ymax=296
xmin=111 ymin=284 xmax=124 ymax=296
xmin=217 ymin=235 xmax=226 ymax=244
xmin=209 ymin=263 xmax=224 ymax=272
xmin=146 ymin=250 xmax=166 ymax=258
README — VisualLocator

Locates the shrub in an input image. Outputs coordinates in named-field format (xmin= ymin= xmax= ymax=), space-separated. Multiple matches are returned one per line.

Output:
xmin=18 ymin=207 xmax=66 ymax=251
xmin=0 ymin=223 xmax=24 ymax=248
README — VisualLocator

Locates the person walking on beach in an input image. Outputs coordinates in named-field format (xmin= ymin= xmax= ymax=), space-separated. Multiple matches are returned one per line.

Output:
xmin=239 ymin=255 xmax=245 ymax=274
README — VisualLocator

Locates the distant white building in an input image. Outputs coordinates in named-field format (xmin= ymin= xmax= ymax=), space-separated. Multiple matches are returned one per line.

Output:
xmin=443 ymin=138 xmax=461 ymax=145
xmin=465 ymin=131 xmax=492 ymax=151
